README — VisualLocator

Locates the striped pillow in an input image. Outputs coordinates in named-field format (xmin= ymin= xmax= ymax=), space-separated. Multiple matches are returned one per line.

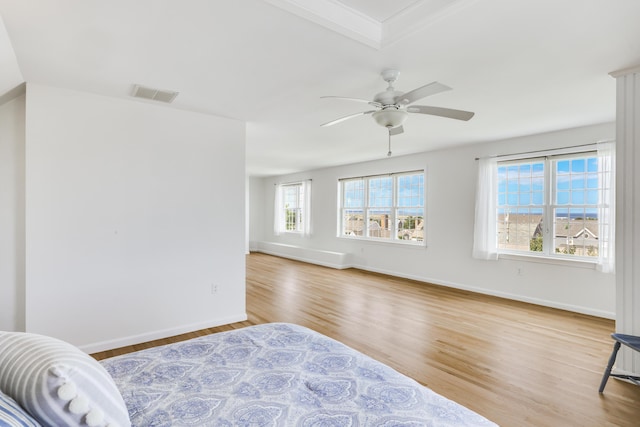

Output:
xmin=0 ymin=390 xmax=41 ymax=427
xmin=0 ymin=332 xmax=130 ymax=427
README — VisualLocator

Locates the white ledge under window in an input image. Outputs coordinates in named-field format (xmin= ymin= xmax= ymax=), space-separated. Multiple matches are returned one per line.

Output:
xmin=497 ymin=252 xmax=598 ymax=269
xmin=338 ymin=235 xmax=427 ymax=248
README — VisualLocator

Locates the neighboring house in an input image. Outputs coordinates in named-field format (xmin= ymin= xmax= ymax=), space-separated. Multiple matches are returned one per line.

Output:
xmin=498 ymin=214 xmax=599 ymax=256
xmin=554 ymin=219 xmax=599 ymax=256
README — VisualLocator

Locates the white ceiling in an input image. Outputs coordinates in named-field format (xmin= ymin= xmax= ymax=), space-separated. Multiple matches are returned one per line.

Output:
xmin=0 ymin=0 xmax=639 ymax=177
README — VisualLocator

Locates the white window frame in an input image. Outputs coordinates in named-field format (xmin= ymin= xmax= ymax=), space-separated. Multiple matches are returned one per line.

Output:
xmin=494 ymin=147 xmax=613 ymax=264
xmin=338 ymin=170 xmax=425 ymax=246
xmin=274 ymin=181 xmax=311 ymax=236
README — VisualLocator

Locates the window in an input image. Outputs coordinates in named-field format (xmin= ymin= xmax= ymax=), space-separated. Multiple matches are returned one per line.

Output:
xmin=339 ymin=171 xmax=424 ymax=244
xmin=474 ymin=142 xmax=615 ymax=270
xmin=274 ymin=181 xmax=311 ymax=235
xmin=497 ymin=159 xmax=545 ymax=253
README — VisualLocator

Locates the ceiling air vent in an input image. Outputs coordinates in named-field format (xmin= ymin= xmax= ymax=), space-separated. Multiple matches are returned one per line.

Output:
xmin=131 ymin=84 xmax=179 ymax=103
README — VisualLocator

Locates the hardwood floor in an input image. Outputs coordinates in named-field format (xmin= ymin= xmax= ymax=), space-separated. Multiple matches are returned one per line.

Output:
xmin=93 ymin=252 xmax=640 ymax=426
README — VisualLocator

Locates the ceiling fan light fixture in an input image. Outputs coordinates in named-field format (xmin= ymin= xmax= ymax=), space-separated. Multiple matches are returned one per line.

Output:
xmin=373 ymin=109 xmax=408 ymax=128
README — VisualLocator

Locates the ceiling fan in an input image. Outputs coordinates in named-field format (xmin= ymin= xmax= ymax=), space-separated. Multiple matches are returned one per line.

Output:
xmin=321 ymin=69 xmax=474 ymax=137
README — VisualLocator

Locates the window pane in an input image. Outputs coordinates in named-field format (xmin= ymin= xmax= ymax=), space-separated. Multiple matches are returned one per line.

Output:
xmin=283 ymin=185 xmax=300 ymax=208
xmin=571 ymin=191 xmax=585 ymax=204
xmin=532 ymin=192 xmax=543 ymax=205
xmin=499 ymin=161 xmax=544 ymax=203
xmin=557 ymin=160 xmax=570 ymax=173
xmin=533 ymin=163 xmax=544 ymax=175
xmin=571 ymin=159 xmax=585 ymax=173
xmin=556 ymin=191 xmax=569 ymax=205
xmin=369 ymin=177 xmax=392 ymax=207
xmin=343 ymin=209 xmax=364 ymax=237
xmin=557 ymin=175 xmax=570 ymax=190
xmin=397 ymin=208 xmax=424 ymax=241
xmin=532 ymin=177 xmax=544 ymax=191
xmin=497 ymin=160 xmax=544 ymax=253
xmin=367 ymin=210 xmax=391 ymax=239
xmin=343 ymin=179 xmax=364 ymax=208
xmin=285 ymin=208 xmax=300 ymax=231
xmin=281 ymin=184 xmax=303 ymax=232
xmin=497 ymin=208 xmax=544 ymax=252
xmin=397 ymin=174 xmax=424 ymax=207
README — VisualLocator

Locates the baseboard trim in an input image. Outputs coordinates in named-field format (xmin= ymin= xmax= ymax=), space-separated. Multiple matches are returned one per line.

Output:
xmin=80 ymin=313 xmax=248 ymax=354
xmin=352 ymin=264 xmax=615 ymax=319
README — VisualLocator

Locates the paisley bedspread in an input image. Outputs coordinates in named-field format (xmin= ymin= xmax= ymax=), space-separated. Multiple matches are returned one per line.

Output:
xmin=100 ymin=323 xmax=497 ymax=426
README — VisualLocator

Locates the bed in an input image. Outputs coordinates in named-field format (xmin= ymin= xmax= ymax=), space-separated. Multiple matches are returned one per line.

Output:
xmin=0 ymin=323 xmax=497 ymax=426
xmin=100 ymin=323 xmax=496 ymax=426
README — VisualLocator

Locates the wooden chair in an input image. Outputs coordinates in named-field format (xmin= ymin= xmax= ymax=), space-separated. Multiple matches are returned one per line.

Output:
xmin=599 ymin=333 xmax=640 ymax=392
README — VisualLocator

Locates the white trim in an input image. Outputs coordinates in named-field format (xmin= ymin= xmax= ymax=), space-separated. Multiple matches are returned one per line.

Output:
xmin=79 ymin=313 xmax=248 ymax=354
xmin=609 ymin=64 xmax=640 ymax=78
xmin=263 ymin=0 xmax=381 ymax=48
xmin=0 ymin=83 xmax=25 ymax=106
xmin=382 ymin=0 xmax=479 ymax=48
xmin=262 ymin=0 xmax=478 ymax=49
xmin=498 ymin=253 xmax=596 ymax=269
xmin=338 ymin=234 xmax=426 ymax=248
xmin=350 ymin=263 xmax=615 ymax=319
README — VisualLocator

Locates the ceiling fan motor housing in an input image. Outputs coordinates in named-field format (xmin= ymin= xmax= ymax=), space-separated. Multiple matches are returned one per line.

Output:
xmin=373 ymin=85 xmax=407 ymax=128
xmin=373 ymin=108 xmax=408 ymax=128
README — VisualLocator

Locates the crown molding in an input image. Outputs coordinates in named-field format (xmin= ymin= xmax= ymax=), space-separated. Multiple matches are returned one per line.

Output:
xmin=264 ymin=0 xmax=381 ymax=49
xmin=264 ymin=0 xmax=477 ymax=50
xmin=610 ymin=65 xmax=640 ymax=78
xmin=0 ymin=82 xmax=25 ymax=106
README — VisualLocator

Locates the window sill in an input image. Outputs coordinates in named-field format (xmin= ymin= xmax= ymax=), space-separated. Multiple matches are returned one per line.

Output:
xmin=498 ymin=252 xmax=597 ymax=269
xmin=338 ymin=235 xmax=427 ymax=248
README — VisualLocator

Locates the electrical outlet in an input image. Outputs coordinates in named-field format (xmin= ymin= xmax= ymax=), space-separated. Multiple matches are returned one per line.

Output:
xmin=517 ymin=267 xmax=523 ymax=276
xmin=211 ymin=283 xmax=218 ymax=294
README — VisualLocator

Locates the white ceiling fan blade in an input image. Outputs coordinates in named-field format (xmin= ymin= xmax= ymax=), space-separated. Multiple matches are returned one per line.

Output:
xmin=389 ymin=125 xmax=404 ymax=136
xmin=321 ymin=96 xmax=382 ymax=108
xmin=407 ymin=105 xmax=475 ymax=121
xmin=321 ymin=110 xmax=376 ymax=127
xmin=395 ymin=82 xmax=451 ymax=106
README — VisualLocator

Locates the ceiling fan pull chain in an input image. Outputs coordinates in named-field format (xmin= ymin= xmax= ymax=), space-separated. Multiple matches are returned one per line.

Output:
xmin=387 ymin=128 xmax=392 ymax=157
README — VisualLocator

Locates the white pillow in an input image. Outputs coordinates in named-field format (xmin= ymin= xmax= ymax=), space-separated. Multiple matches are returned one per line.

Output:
xmin=0 ymin=332 xmax=130 ymax=427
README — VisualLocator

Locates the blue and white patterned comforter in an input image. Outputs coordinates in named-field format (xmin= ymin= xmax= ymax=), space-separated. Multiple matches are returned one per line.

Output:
xmin=100 ymin=323 xmax=497 ymax=426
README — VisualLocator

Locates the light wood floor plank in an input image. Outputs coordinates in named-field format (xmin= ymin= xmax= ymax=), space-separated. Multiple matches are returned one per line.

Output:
xmin=93 ymin=253 xmax=640 ymax=426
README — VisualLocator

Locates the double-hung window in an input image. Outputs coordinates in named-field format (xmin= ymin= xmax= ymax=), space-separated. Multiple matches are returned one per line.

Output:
xmin=274 ymin=181 xmax=311 ymax=235
xmin=475 ymin=142 xmax=615 ymax=270
xmin=339 ymin=170 xmax=425 ymax=244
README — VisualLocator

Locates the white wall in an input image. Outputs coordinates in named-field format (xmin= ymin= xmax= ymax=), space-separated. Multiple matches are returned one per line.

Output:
xmin=0 ymin=94 xmax=25 ymax=332
xmin=24 ymin=85 xmax=247 ymax=352
xmin=248 ymin=176 xmax=265 ymax=251
xmin=251 ymin=122 xmax=617 ymax=318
